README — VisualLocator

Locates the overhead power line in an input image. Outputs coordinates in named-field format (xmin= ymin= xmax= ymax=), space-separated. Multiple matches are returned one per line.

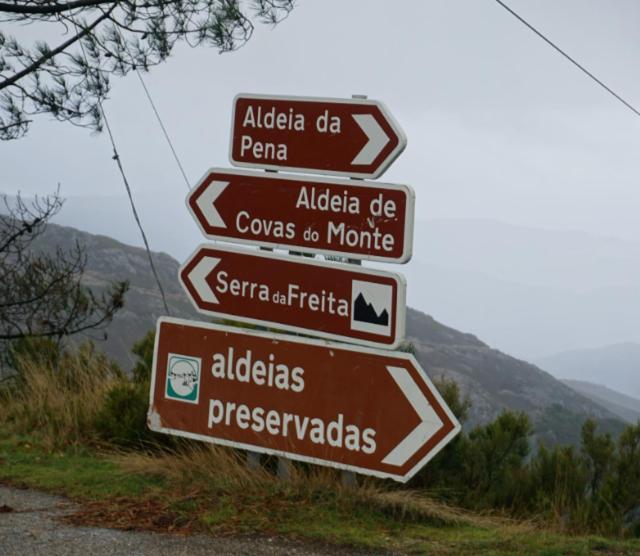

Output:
xmin=134 ymin=70 xmax=191 ymax=190
xmin=107 ymin=23 xmax=191 ymax=190
xmin=72 ymin=21 xmax=171 ymax=315
xmin=493 ymin=0 xmax=640 ymax=118
xmin=99 ymin=113 xmax=172 ymax=316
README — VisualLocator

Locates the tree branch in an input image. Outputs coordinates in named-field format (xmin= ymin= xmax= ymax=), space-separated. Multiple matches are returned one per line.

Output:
xmin=0 ymin=0 xmax=115 ymax=15
xmin=0 ymin=262 xmax=78 ymax=308
xmin=0 ymin=5 xmax=114 ymax=91
xmin=0 ymin=283 xmax=127 ymax=340
xmin=0 ymin=119 xmax=32 ymax=132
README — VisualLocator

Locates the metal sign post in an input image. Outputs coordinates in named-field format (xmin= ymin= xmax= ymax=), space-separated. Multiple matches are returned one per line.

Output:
xmin=230 ymin=94 xmax=407 ymax=179
xmin=179 ymin=243 xmax=407 ymax=349
xmin=150 ymin=92 xmax=461 ymax=483
xmin=187 ymin=168 xmax=415 ymax=263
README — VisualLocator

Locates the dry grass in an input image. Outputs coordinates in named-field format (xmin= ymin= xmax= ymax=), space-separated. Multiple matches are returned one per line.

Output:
xmin=0 ymin=343 xmax=537 ymax=544
xmin=354 ymin=484 xmax=498 ymax=528
xmin=115 ymin=441 xmax=522 ymax=532
xmin=117 ymin=441 xmax=274 ymax=491
xmin=0 ymin=343 xmax=122 ymax=446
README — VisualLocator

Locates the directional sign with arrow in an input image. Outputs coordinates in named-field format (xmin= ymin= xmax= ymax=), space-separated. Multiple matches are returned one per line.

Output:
xmin=148 ymin=318 xmax=461 ymax=482
xmin=187 ymin=168 xmax=415 ymax=263
xmin=179 ymin=244 xmax=406 ymax=349
xmin=230 ymin=94 xmax=407 ymax=179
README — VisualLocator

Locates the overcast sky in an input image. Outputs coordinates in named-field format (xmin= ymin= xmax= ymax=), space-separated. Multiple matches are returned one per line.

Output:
xmin=3 ymin=0 xmax=639 ymax=254
xmin=3 ymin=0 xmax=640 ymax=365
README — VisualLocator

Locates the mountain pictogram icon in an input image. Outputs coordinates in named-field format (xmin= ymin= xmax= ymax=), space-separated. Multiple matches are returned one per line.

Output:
xmin=353 ymin=292 xmax=389 ymax=326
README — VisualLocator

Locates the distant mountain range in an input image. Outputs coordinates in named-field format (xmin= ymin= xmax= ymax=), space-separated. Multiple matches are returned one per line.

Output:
xmin=28 ymin=221 xmax=627 ymax=446
xmin=404 ymin=311 xmax=623 ymax=446
xmin=404 ymin=262 xmax=640 ymax=363
xmin=45 ymin=202 xmax=640 ymax=369
xmin=394 ymin=219 xmax=640 ymax=362
xmin=32 ymin=223 xmax=200 ymax=369
xmin=411 ymin=219 xmax=640 ymax=292
xmin=562 ymin=379 xmax=640 ymax=424
xmin=536 ymin=342 xmax=640 ymax=400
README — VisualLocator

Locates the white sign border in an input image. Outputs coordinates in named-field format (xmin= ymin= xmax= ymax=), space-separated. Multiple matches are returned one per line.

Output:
xmin=179 ymin=242 xmax=407 ymax=350
xmin=228 ymin=93 xmax=408 ymax=180
xmin=187 ymin=167 xmax=415 ymax=264
xmin=148 ymin=316 xmax=462 ymax=483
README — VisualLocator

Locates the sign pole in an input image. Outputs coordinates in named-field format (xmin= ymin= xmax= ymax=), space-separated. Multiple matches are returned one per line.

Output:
xmin=246 ymin=451 xmax=261 ymax=469
xmin=338 ymin=93 xmax=370 ymax=489
xmin=340 ymin=244 xmax=364 ymax=489
xmin=245 ymin=241 xmax=275 ymax=472
xmin=264 ymin=165 xmax=294 ymax=482
xmin=245 ymin=242 xmax=271 ymax=471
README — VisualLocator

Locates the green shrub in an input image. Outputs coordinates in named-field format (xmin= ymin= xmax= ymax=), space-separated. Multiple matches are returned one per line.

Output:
xmin=131 ymin=330 xmax=155 ymax=384
xmin=94 ymin=382 xmax=153 ymax=447
xmin=6 ymin=336 xmax=62 ymax=375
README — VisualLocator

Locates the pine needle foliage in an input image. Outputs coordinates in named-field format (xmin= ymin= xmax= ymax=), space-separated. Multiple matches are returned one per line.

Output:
xmin=0 ymin=0 xmax=295 ymax=139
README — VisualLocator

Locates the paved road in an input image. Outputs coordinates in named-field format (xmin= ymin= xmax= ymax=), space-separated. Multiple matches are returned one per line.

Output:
xmin=0 ymin=487 xmax=386 ymax=556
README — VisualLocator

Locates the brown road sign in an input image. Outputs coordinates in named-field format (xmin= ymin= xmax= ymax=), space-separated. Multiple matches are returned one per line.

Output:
xmin=179 ymin=244 xmax=406 ymax=349
xmin=148 ymin=318 xmax=461 ymax=482
xmin=187 ymin=168 xmax=415 ymax=263
xmin=229 ymin=94 xmax=406 ymax=179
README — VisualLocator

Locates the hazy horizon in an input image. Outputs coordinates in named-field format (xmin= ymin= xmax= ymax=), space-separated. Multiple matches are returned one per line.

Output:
xmin=27 ymin=201 xmax=640 ymax=362
xmin=2 ymin=1 xmax=639 ymax=389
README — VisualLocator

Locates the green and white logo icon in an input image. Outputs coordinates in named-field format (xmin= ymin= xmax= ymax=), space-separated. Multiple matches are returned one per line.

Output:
xmin=165 ymin=353 xmax=201 ymax=404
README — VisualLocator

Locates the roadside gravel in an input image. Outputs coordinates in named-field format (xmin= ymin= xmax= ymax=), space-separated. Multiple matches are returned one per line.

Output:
xmin=0 ymin=486 xmax=389 ymax=556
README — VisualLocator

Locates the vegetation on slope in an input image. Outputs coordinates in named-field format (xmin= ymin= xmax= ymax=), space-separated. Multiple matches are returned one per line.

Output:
xmin=1 ymin=335 xmax=640 ymax=554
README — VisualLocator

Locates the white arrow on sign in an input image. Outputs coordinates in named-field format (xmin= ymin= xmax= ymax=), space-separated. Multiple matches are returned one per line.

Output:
xmin=187 ymin=256 xmax=220 ymax=304
xmin=351 ymin=114 xmax=390 ymax=166
xmin=195 ymin=181 xmax=228 ymax=229
xmin=382 ymin=366 xmax=444 ymax=467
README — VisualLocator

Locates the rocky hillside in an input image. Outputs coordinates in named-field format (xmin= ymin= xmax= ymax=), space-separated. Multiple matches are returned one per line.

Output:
xmin=33 ymin=223 xmax=199 ymax=369
xmin=33 ymin=222 xmax=624 ymax=445
xmin=405 ymin=310 xmax=624 ymax=446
